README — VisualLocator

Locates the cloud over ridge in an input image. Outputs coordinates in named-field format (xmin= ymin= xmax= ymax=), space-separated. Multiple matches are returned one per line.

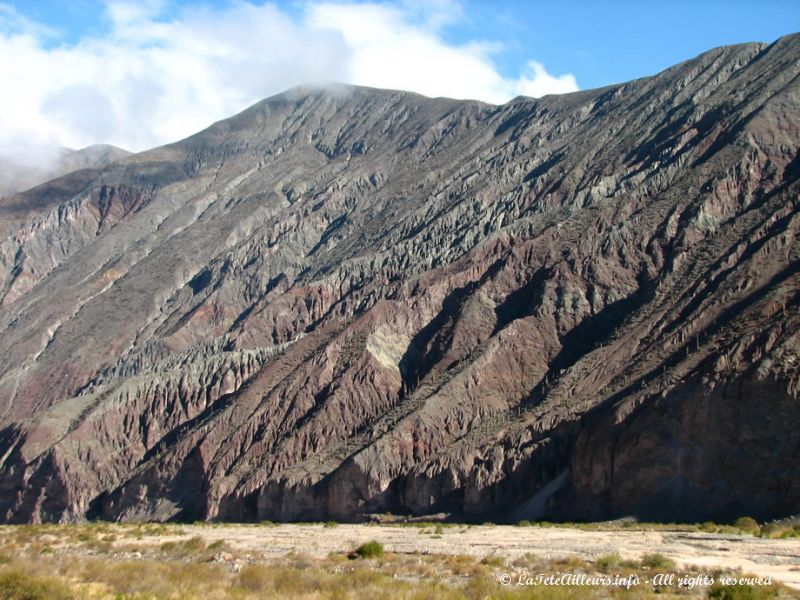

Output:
xmin=0 ymin=0 xmax=579 ymax=155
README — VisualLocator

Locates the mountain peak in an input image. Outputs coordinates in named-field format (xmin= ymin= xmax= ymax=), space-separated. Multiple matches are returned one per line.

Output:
xmin=0 ymin=36 xmax=798 ymax=525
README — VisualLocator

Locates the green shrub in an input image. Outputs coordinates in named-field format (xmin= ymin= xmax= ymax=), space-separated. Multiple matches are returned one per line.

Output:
xmin=700 ymin=521 xmax=721 ymax=533
xmin=353 ymin=541 xmax=384 ymax=559
xmin=323 ymin=521 xmax=339 ymax=528
xmin=182 ymin=536 xmax=205 ymax=553
xmin=159 ymin=536 xmax=205 ymax=556
xmin=759 ymin=523 xmax=780 ymax=537
xmin=640 ymin=553 xmax=675 ymax=569
xmin=734 ymin=517 xmax=760 ymax=533
xmin=595 ymin=552 xmax=621 ymax=572
xmin=708 ymin=583 xmax=775 ymax=599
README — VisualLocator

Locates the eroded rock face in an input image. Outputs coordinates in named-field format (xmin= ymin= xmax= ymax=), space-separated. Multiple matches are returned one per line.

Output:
xmin=0 ymin=37 xmax=798 ymax=524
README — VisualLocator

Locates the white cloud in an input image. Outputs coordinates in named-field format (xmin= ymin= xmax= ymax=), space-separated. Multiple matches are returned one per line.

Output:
xmin=306 ymin=2 xmax=578 ymax=104
xmin=0 ymin=0 xmax=579 ymax=157
xmin=513 ymin=61 xmax=579 ymax=98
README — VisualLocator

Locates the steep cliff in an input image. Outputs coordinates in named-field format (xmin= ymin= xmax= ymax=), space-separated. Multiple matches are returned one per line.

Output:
xmin=0 ymin=35 xmax=798 ymax=524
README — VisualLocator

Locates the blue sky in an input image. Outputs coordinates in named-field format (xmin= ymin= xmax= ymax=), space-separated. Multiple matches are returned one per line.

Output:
xmin=0 ymin=0 xmax=797 ymax=153
xmin=14 ymin=0 xmax=800 ymax=89
xmin=451 ymin=0 xmax=800 ymax=89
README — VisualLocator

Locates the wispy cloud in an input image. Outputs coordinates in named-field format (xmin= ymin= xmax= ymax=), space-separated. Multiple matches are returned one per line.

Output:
xmin=0 ymin=0 xmax=579 ymax=156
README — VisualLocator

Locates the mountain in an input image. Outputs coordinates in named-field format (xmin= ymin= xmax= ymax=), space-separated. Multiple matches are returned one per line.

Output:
xmin=0 ymin=35 xmax=798 ymax=525
xmin=0 ymin=144 xmax=131 ymax=199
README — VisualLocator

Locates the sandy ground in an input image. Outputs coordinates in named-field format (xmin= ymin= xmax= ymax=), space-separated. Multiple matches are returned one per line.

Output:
xmin=144 ymin=524 xmax=800 ymax=589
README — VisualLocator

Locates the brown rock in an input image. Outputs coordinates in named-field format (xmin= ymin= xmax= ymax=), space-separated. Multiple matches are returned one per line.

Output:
xmin=0 ymin=37 xmax=798 ymax=523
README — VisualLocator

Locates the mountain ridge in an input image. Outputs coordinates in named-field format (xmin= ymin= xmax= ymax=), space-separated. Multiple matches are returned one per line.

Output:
xmin=0 ymin=33 xmax=798 ymax=524
xmin=0 ymin=143 xmax=131 ymax=201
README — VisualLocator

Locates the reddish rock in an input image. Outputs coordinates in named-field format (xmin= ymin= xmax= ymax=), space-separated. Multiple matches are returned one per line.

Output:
xmin=0 ymin=37 xmax=798 ymax=523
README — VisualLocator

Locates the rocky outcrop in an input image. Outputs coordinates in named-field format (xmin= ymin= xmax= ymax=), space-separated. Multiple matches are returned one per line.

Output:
xmin=0 ymin=36 xmax=798 ymax=524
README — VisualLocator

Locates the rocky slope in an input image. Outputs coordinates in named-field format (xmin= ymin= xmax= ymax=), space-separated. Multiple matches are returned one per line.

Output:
xmin=0 ymin=35 xmax=798 ymax=524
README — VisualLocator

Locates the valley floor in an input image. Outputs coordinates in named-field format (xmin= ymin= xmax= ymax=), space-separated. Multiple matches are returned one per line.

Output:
xmin=1 ymin=521 xmax=799 ymax=598
xmin=180 ymin=522 xmax=800 ymax=588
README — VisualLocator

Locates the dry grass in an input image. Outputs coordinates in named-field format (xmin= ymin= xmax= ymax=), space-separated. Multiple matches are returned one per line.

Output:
xmin=0 ymin=523 xmax=796 ymax=599
xmin=511 ymin=518 xmax=800 ymax=540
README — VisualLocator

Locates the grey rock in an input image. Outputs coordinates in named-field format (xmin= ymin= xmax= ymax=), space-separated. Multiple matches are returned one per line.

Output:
xmin=0 ymin=36 xmax=798 ymax=524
